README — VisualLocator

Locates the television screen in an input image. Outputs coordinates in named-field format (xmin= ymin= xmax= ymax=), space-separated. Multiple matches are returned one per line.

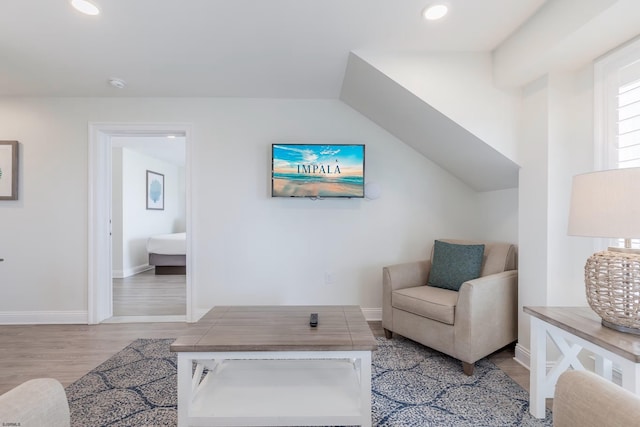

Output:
xmin=272 ymin=144 xmax=365 ymax=198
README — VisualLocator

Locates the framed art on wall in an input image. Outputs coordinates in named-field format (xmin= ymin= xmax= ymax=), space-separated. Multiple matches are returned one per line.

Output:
xmin=0 ymin=141 xmax=18 ymax=200
xmin=146 ymin=170 xmax=164 ymax=210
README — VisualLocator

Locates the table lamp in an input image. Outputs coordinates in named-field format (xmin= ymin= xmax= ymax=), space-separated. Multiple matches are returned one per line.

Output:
xmin=568 ymin=167 xmax=640 ymax=334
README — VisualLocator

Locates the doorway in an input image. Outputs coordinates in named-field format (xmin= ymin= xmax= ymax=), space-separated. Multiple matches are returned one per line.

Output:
xmin=88 ymin=123 xmax=193 ymax=324
xmin=110 ymin=135 xmax=187 ymax=320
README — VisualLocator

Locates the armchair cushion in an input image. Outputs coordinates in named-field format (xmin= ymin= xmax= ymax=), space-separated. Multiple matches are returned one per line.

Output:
xmin=393 ymin=285 xmax=458 ymax=325
xmin=427 ymin=240 xmax=485 ymax=291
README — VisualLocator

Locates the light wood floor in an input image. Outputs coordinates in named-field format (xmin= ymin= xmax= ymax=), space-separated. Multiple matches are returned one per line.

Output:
xmin=112 ymin=269 xmax=186 ymax=316
xmin=0 ymin=320 xmax=530 ymax=397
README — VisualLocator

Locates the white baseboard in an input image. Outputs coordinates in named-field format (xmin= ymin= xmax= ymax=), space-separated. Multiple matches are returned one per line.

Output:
xmin=514 ymin=343 xmax=531 ymax=370
xmin=514 ymin=343 xmax=555 ymax=371
xmin=362 ymin=307 xmax=382 ymax=321
xmin=112 ymin=264 xmax=154 ymax=279
xmin=0 ymin=310 xmax=88 ymax=325
xmin=192 ymin=307 xmax=209 ymax=322
xmin=103 ymin=315 xmax=186 ymax=323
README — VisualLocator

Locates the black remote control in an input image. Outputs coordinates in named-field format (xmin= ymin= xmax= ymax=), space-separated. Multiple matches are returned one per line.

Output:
xmin=310 ymin=313 xmax=318 ymax=327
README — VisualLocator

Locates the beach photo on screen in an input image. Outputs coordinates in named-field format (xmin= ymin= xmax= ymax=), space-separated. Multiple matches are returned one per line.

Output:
xmin=272 ymin=144 xmax=365 ymax=198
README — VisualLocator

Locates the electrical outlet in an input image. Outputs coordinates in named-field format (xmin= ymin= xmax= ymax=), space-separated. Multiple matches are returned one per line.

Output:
xmin=324 ymin=272 xmax=334 ymax=285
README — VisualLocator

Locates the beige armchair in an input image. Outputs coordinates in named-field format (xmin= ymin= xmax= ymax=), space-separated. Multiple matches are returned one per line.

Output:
xmin=0 ymin=378 xmax=70 ymax=427
xmin=554 ymin=370 xmax=640 ymax=426
xmin=382 ymin=239 xmax=517 ymax=375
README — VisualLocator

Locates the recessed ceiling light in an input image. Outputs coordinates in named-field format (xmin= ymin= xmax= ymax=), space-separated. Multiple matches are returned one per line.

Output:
xmin=71 ymin=0 xmax=100 ymax=16
xmin=167 ymin=135 xmax=176 ymax=139
xmin=108 ymin=78 xmax=126 ymax=89
xmin=422 ymin=4 xmax=448 ymax=20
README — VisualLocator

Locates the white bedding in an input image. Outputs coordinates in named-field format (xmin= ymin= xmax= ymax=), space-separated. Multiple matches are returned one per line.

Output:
xmin=146 ymin=232 xmax=186 ymax=255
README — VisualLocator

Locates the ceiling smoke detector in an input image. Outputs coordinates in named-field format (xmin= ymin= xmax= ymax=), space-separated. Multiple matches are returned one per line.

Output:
xmin=108 ymin=78 xmax=127 ymax=89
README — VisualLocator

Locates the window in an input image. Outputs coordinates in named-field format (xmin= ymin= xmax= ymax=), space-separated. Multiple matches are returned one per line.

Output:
xmin=594 ymin=37 xmax=640 ymax=248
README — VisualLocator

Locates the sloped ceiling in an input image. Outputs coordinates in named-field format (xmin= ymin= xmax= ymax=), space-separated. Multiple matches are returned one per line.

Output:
xmin=339 ymin=0 xmax=640 ymax=192
xmin=340 ymin=53 xmax=519 ymax=192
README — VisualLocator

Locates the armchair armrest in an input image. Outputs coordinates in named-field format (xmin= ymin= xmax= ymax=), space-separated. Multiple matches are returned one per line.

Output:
xmin=383 ymin=260 xmax=431 ymax=292
xmin=455 ymin=270 xmax=518 ymax=362
xmin=0 ymin=378 xmax=70 ymax=427
xmin=382 ymin=260 xmax=431 ymax=330
xmin=554 ymin=370 xmax=640 ymax=426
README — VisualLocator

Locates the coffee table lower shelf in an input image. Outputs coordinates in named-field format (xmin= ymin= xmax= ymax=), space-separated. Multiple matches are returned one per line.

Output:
xmin=177 ymin=351 xmax=372 ymax=427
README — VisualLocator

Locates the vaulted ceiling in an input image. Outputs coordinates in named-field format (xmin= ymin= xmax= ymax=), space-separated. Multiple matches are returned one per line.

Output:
xmin=3 ymin=1 xmax=639 ymax=191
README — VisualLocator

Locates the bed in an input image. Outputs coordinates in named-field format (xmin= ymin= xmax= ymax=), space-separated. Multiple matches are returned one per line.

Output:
xmin=147 ymin=232 xmax=186 ymax=275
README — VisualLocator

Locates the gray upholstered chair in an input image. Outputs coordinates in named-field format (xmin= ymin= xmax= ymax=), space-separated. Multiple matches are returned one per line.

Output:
xmin=382 ymin=239 xmax=517 ymax=375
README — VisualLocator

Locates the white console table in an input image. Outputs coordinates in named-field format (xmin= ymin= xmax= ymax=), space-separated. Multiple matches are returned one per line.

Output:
xmin=525 ymin=306 xmax=640 ymax=418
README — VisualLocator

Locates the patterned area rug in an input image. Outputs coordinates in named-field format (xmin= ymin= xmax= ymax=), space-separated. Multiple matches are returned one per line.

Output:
xmin=65 ymin=337 xmax=553 ymax=426
xmin=373 ymin=337 xmax=552 ymax=426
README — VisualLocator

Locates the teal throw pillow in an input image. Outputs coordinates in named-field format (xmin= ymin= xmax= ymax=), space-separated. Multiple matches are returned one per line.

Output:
xmin=427 ymin=240 xmax=485 ymax=291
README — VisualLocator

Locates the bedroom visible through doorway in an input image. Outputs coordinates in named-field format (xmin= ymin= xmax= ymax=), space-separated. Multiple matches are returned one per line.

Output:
xmin=88 ymin=123 xmax=193 ymax=324
xmin=110 ymin=135 xmax=187 ymax=320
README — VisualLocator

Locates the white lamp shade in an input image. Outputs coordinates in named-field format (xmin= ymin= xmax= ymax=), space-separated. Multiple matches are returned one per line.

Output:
xmin=568 ymin=167 xmax=640 ymax=238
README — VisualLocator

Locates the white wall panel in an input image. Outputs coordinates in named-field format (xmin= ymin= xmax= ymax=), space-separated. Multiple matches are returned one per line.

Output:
xmin=0 ymin=98 xmax=484 ymax=318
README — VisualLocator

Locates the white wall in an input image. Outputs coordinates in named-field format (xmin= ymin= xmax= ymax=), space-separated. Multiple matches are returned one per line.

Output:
xmin=475 ymin=188 xmax=519 ymax=244
xmin=517 ymin=76 xmax=550 ymax=353
xmin=112 ymin=147 xmax=124 ymax=274
xmin=176 ymin=164 xmax=187 ymax=232
xmin=191 ymin=100 xmax=481 ymax=310
xmin=0 ymin=97 xmax=488 ymax=322
xmin=516 ymin=67 xmax=599 ymax=361
xmin=546 ymin=70 xmax=594 ymax=306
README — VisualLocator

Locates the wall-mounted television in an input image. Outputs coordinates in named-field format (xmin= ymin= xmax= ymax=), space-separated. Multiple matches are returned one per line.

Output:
xmin=272 ymin=143 xmax=365 ymax=198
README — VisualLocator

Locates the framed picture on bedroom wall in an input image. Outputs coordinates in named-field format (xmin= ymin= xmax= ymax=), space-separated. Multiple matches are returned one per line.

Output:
xmin=146 ymin=170 xmax=164 ymax=210
xmin=0 ymin=141 xmax=18 ymax=200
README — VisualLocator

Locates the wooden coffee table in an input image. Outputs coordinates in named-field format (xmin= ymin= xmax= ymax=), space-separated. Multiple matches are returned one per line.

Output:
xmin=170 ymin=305 xmax=378 ymax=427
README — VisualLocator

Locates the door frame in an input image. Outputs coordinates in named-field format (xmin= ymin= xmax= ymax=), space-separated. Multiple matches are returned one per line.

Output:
xmin=88 ymin=122 xmax=194 ymax=324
